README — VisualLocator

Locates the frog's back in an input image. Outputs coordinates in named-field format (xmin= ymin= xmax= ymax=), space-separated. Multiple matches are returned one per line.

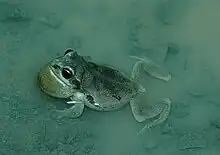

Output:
xmin=84 ymin=62 xmax=140 ymax=103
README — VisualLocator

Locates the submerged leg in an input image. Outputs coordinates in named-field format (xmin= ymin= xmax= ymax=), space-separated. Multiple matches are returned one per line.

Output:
xmin=130 ymin=55 xmax=171 ymax=81
xmin=130 ymin=93 xmax=171 ymax=133
xmin=51 ymin=92 xmax=85 ymax=119
xmin=51 ymin=102 xmax=85 ymax=119
xmin=129 ymin=55 xmax=172 ymax=134
xmin=138 ymin=98 xmax=171 ymax=134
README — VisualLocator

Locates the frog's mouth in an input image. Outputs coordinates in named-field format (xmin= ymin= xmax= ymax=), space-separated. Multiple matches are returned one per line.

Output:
xmin=38 ymin=63 xmax=75 ymax=99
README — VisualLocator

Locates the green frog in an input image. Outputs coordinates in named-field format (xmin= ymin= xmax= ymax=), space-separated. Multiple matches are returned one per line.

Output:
xmin=38 ymin=49 xmax=171 ymax=133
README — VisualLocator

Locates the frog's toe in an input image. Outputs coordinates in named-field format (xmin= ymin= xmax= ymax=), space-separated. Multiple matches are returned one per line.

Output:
xmin=51 ymin=103 xmax=85 ymax=119
xmin=142 ymin=59 xmax=171 ymax=82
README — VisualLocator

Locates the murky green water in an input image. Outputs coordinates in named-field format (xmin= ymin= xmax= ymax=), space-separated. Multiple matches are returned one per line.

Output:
xmin=0 ymin=0 xmax=219 ymax=154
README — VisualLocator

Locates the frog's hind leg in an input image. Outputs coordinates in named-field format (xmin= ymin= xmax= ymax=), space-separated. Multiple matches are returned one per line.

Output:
xmin=130 ymin=56 xmax=171 ymax=81
xmin=51 ymin=101 xmax=85 ymax=119
xmin=139 ymin=98 xmax=171 ymax=134
xmin=130 ymin=93 xmax=171 ymax=133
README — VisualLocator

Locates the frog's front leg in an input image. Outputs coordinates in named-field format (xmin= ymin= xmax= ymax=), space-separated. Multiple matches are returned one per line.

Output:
xmin=51 ymin=92 xmax=85 ymax=119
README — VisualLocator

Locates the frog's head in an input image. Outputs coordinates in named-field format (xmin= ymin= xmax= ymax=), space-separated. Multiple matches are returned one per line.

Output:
xmin=38 ymin=49 xmax=87 ymax=98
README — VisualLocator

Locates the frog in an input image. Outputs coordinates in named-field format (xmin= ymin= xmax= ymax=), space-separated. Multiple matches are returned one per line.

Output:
xmin=38 ymin=48 xmax=172 ymax=133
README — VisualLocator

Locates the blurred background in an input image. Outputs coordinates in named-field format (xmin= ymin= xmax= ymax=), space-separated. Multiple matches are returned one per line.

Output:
xmin=0 ymin=0 xmax=220 ymax=154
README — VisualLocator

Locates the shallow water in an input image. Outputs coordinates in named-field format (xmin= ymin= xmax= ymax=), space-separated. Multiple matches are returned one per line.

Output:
xmin=0 ymin=0 xmax=220 ymax=154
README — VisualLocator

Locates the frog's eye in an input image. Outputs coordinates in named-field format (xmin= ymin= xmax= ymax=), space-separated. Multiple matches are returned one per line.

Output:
xmin=61 ymin=67 xmax=74 ymax=79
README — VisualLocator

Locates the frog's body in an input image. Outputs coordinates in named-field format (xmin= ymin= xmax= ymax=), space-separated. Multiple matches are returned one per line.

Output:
xmin=38 ymin=49 xmax=171 ymax=133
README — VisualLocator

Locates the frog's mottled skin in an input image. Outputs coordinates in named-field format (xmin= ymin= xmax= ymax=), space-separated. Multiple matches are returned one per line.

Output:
xmin=38 ymin=49 xmax=172 ymax=133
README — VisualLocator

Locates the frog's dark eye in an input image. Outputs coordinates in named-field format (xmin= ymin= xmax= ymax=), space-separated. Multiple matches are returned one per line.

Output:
xmin=61 ymin=67 xmax=73 ymax=79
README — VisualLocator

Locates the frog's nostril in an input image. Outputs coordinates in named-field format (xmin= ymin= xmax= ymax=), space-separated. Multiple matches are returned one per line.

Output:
xmin=71 ymin=79 xmax=80 ymax=89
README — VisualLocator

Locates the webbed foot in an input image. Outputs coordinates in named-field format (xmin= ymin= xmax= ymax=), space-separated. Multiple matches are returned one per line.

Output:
xmin=130 ymin=55 xmax=171 ymax=81
xmin=129 ymin=55 xmax=171 ymax=134
xmin=130 ymin=93 xmax=171 ymax=134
